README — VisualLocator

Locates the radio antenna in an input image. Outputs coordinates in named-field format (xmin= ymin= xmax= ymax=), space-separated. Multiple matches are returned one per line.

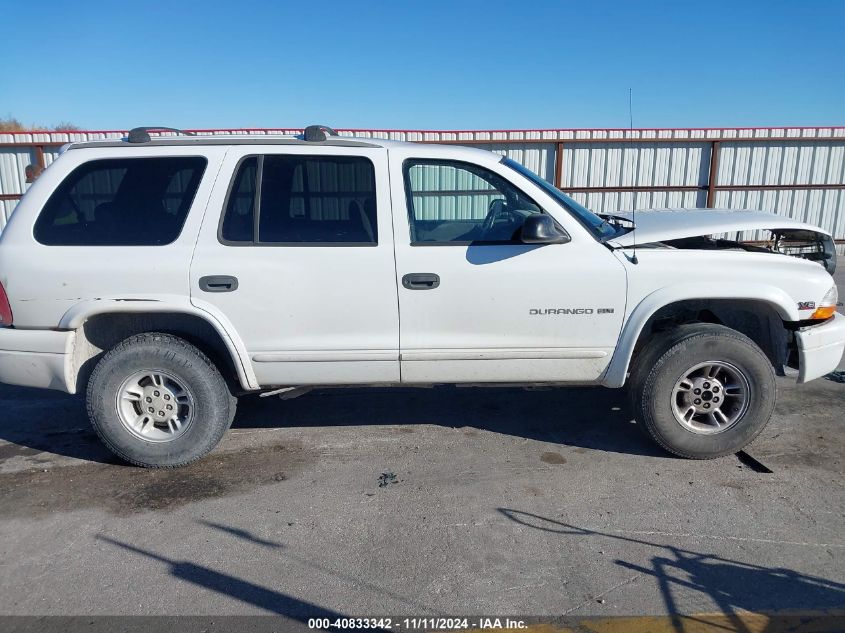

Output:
xmin=628 ymin=88 xmax=638 ymax=264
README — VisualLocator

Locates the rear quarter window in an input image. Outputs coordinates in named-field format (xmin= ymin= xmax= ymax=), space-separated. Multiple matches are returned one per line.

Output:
xmin=34 ymin=156 xmax=206 ymax=246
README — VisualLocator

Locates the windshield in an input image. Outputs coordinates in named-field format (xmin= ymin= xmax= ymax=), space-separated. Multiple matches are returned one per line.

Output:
xmin=502 ymin=157 xmax=621 ymax=240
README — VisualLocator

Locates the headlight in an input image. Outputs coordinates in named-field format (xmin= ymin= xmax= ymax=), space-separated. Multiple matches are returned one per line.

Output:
xmin=811 ymin=285 xmax=839 ymax=320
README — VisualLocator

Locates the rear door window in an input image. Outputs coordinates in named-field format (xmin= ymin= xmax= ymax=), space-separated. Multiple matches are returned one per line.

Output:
xmin=220 ymin=154 xmax=377 ymax=245
xmin=34 ymin=157 xmax=206 ymax=246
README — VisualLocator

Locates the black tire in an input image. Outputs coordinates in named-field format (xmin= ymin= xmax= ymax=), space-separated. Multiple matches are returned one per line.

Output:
xmin=629 ymin=323 xmax=776 ymax=459
xmin=86 ymin=332 xmax=237 ymax=468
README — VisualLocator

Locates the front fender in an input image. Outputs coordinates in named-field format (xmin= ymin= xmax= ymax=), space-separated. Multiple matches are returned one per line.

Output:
xmin=600 ymin=282 xmax=797 ymax=388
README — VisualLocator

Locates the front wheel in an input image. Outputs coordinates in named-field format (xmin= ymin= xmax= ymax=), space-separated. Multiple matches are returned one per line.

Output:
xmin=629 ymin=323 xmax=777 ymax=459
xmin=86 ymin=332 xmax=237 ymax=468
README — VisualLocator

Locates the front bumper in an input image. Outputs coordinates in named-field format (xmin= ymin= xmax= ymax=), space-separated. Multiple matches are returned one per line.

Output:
xmin=0 ymin=328 xmax=75 ymax=393
xmin=795 ymin=312 xmax=845 ymax=383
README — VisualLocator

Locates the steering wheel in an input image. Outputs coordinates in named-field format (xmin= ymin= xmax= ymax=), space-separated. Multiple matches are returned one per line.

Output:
xmin=480 ymin=199 xmax=520 ymax=240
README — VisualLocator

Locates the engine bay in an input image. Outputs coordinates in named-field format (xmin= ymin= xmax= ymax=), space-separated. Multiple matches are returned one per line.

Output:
xmin=661 ymin=229 xmax=837 ymax=274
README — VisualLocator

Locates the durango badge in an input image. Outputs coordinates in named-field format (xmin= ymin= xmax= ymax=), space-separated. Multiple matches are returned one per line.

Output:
xmin=530 ymin=308 xmax=615 ymax=315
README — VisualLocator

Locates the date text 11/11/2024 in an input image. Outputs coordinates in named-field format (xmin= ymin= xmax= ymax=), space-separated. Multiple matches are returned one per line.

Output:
xmin=308 ymin=617 xmax=528 ymax=630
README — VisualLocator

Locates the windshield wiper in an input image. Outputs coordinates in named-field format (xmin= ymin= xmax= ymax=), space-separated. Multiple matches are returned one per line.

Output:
xmin=598 ymin=213 xmax=636 ymax=229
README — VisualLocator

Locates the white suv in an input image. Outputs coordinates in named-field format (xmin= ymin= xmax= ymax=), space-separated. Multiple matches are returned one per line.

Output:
xmin=0 ymin=126 xmax=842 ymax=467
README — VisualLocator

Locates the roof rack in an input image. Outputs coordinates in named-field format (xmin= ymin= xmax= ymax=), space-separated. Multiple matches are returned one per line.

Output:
xmin=303 ymin=125 xmax=338 ymax=142
xmin=127 ymin=126 xmax=196 ymax=144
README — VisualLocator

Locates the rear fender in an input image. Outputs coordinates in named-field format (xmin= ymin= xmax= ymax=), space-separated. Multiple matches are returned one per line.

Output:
xmin=59 ymin=295 xmax=258 ymax=391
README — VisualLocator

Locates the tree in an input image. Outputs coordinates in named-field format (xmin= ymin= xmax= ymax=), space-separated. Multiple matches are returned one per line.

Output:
xmin=53 ymin=121 xmax=81 ymax=131
xmin=0 ymin=116 xmax=81 ymax=132
xmin=0 ymin=117 xmax=27 ymax=132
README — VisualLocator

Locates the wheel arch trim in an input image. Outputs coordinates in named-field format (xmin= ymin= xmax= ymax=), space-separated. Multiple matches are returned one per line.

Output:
xmin=59 ymin=295 xmax=259 ymax=391
xmin=601 ymin=283 xmax=797 ymax=388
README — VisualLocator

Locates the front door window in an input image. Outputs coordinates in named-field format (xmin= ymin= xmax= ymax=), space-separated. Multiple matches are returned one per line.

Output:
xmin=403 ymin=159 xmax=543 ymax=245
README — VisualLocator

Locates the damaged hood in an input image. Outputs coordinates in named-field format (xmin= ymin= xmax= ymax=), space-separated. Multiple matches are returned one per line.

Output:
xmin=606 ymin=208 xmax=830 ymax=247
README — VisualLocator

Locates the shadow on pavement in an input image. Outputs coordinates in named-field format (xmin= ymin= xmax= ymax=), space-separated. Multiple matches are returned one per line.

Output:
xmin=0 ymin=384 xmax=118 ymax=465
xmin=498 ymin=508 xmax=845 ymax=632
xmin=196 ymin=519 xmax=284 ymax=549
xmin=232 ymin=385 xmax=665 ymax=457
xmin=197 ymin=519 xmax=436 ymax=614
xmin=0 ymin=382 xmax=666 ymax=465
xmin=97 ymin=535 xmax=347 ymax=620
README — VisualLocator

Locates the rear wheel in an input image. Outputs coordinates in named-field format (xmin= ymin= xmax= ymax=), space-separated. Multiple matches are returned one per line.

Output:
xmin=86 ymin=332 xmax=236 ymax=468
xmin=629 ymin=323 xmax=776 ymax=459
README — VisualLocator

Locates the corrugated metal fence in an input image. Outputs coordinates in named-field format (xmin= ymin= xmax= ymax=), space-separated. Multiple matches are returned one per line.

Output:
xmin=2 ymin=126 xmax=844 ymax=250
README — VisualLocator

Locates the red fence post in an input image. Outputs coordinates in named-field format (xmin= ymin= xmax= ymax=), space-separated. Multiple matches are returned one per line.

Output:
xmin=706 ymin=141 xmax=721 ymax=208
xmin=554 ymin=142 xmax=564 ymax=188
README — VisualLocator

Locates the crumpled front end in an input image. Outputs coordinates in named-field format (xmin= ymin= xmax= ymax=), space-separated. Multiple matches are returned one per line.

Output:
xmin=661 ymin=228 xmax=837 ymax=275
xmin=607 ymin=208 xmax=838 ymax=275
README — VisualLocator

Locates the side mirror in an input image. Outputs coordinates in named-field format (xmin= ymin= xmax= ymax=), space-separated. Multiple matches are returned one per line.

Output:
xmin=520 ymin=215 xmax=570 ymax=244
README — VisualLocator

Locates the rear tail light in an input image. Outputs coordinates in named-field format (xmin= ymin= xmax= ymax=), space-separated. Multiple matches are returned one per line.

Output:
xmin=0 ymin=281 xmax=12 ymax=326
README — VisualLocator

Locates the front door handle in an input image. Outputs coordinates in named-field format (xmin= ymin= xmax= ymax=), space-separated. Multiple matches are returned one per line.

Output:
xmin=199 ymin=275 xmax=239 ymax=292
xmin=402 ymin=273 xmax=440 ymax=290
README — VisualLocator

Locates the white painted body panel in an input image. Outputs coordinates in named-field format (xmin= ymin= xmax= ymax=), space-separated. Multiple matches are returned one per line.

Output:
xmin=0 ymin=134 xmax=841 ymax=395
xmin=795 ymin=312 xmax=845 ymax=383
xmin=608 ymin=208 xmax=832 ymax=248
xmin=58 ymin=295 xmax=259 ymax=390
xmin=386 ymin=143 xmax=627 ymax=383
xmin=602 ymin=248 xmax=837 ymax=387
xmin=0 ymin=145 xmax=227 ymax=327
xmin=0 ymin=328 xmax=74 ymax=392
xmin=188 ymin=145 xmax=401 ymax=385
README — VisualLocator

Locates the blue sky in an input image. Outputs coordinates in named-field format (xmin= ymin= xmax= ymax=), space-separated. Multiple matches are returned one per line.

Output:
xmin=3 ymin=0 xmax=844 ymax=130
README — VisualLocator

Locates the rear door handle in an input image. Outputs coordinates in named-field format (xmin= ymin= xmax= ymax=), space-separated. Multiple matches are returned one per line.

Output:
xmin=402 ymin=273 xmax=440 ymax=290
xmin=199 ymin=275 xmax=239 ymax=292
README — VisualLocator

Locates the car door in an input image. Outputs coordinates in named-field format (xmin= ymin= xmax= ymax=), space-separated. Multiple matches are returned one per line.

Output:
xmin=388 ymin=146 xmax=627 ymax=383
xmin=190 ymin=144 xmax=399 ymax=386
